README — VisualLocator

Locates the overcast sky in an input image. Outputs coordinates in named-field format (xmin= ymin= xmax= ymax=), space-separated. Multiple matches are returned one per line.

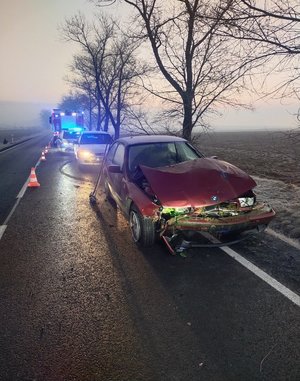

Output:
xmin=0 ymin=0 xmax=297 ymax=130
xmin=0 ymin=0 xmax=98 ymax=105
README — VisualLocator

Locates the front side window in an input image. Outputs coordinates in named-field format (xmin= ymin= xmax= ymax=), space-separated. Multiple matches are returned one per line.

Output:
xmin=106 ymin=142 xmax=118 ymax=162
xmin=112 ymin=144 xmax=125 ymax=168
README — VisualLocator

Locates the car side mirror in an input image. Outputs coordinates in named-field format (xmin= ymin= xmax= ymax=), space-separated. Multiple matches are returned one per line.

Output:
xmin=108 ymin=164 xmax=122 ymax=173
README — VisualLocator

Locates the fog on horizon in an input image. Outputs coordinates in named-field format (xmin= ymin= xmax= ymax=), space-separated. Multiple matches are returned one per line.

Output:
xmin=0 ymin=100 xmax=297 ymax=132
xmin=0 ymin=1 xmax=298 ymax=133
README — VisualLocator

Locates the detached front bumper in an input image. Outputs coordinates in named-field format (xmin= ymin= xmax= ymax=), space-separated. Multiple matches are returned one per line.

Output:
xmin=159 ymin=203 xmax=275 ymax=254
xmin=162 ymin=203 xmax=276 ymax=236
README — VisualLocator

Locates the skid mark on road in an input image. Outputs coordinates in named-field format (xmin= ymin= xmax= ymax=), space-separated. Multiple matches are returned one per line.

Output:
xmin=59 ymin=160 xmax=94 ymax=183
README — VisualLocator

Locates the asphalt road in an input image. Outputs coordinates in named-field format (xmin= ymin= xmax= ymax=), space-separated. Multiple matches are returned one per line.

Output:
xmin=0 ymin=143 xmax=299 ymax=381
xmin=0 ymin=131 xmax=52 ymax=224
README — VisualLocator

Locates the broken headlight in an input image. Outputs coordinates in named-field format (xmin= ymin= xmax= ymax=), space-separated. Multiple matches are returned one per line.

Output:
xmin=160 ymin=206 xmax=193 ymax=217
xmin=238 ymin=197 xmax=255 ymax=207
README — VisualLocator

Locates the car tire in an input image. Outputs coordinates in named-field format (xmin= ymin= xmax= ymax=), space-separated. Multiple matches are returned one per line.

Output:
xmin=129 ymin=205 xmax=156 ymax=247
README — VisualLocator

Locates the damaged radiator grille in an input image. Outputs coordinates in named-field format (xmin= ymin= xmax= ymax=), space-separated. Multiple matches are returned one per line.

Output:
xmin=196 ymin=203 xmax=250 ymax=218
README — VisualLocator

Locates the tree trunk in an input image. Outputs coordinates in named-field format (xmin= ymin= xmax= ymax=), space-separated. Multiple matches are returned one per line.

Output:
xmin=96 ymin=101 xmax=101 ymax=131
xmin=103 ymin=90 xmax=110 ymax=132
xmin=88 ymin=96 xmax=93 ymax=130
xmin=104 ymin=113 xmax=109 ymax=132
xmin=182 ymin=95 xmax=193 ymax=141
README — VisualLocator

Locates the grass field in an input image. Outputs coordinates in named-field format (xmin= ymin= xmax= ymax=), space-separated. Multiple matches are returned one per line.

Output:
xmin=195 ymin=130 xmax=300 ymax=241
xmin=196 ymin=130 xmax=300 ymax=186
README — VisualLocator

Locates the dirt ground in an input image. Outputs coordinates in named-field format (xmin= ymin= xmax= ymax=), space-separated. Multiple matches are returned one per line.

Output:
xmin=195 ymin=130 xmax=300 ymax=241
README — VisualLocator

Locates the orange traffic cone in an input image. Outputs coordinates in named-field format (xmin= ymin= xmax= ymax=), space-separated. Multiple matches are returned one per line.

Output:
xmin=44 ymin=146 xmax=49 ymax=154
xmin=40 ymin=151 xmax=46 ymax=161
xmin=28 ymin=167 xmax=40 ymax=188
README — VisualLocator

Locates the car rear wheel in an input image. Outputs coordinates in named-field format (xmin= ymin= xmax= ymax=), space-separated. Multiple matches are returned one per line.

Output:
xmin=129 ymin=205 xmax=156 ymax=247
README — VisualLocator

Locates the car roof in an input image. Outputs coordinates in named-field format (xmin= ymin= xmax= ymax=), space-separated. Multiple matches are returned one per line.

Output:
xmin=114 ymin=134 xmax=187 ymax=146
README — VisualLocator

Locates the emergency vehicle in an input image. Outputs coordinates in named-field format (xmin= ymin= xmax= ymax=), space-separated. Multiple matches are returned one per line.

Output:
xmin=49 ymin=109 xmax=85 ymax=150
xmin=49 ymin=109 xmax=84 ymax=132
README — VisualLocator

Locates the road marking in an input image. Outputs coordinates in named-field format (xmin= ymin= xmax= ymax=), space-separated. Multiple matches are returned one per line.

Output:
xmin=202 ymin=232 xmax=300 ymax=307
xmin=0 ymin=225 xmax=7 ymax=240
xmin=220 ymin=245 xmax=300 ymax=307
xmin=0 ymin=160 xmax=40 ymax=242
xmin=3 ymin=198 xmax=22 ymax=226
xmin=17 ymin=177 xmax=29 ymax=198
xmin=266 ymin=228 xmax=300 ymax=251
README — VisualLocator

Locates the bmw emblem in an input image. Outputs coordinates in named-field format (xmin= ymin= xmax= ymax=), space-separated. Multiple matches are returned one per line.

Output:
xmin=220 ymin=171 xmax=228 ymax=179
xmin=211 ymin=195 xmax=218 ymax=202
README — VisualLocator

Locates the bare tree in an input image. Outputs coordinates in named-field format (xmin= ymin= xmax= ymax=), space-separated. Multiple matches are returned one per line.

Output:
xmin=111 ymin=0 xmax=280 ymax=140
xmin=222 ymin=1 xmax=300 ymax=136
xmin=221 ymin=1 xmax=300 ymax=91
xmin=66 ymin=54 xmax=102 ymax=130
xmin=88 ymin=0 xmax=300 ymax=140
xmin=61 ymin=13 xmax=115 ymax=131
xmin=61 ymin=13 xmax=149 ymax=138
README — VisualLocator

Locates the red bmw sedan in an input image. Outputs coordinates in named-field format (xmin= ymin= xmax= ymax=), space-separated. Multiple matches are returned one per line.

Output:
xmin=102 ymin=135 xmax=275 ymax=248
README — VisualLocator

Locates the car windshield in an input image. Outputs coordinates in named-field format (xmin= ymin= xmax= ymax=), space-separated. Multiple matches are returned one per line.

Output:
xmin=128 ymin=141 xmax=201 ymax=173
xmin=63 ymin=131 xmax=81 ymax=140
xmin=80 ymin=133 xmax=112 ymax=144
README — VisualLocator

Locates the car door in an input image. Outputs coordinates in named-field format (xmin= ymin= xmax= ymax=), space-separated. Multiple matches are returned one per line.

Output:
xmin=106 ymin=143 xmax=126 ymax=208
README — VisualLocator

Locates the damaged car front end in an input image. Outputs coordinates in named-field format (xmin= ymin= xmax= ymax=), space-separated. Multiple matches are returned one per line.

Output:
xmin=134 ymin=159 xmax=275 ymax=252
xmin=102 ymin=135 xmax=275 ymax=253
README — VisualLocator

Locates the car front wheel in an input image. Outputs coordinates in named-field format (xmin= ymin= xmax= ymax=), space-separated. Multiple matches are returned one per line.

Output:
xmin=129 ymin=206 xmax=156 ymax=247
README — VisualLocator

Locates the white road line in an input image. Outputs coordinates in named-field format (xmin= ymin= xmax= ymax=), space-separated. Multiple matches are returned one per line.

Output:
xmin=266 ymin=228 xmax=300 ymax=251
xmin=17 ymin=177 xmax=29 ymax=198
xmin=0 ymin=225 xmax=7 ymax=240
xmin=3 ymin=198 xmax=22 ymax=226
xmin=221 ymin=245 xmax=300 ymax=307
xmin=0 ymin=160 xmax=40 ymax=241
xmin=202 ymin=232 xmax=300 ymax=307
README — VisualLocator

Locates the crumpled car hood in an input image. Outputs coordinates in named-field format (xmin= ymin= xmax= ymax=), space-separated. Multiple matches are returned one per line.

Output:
xmin=140 ymin=158 xmax=256 ymax=207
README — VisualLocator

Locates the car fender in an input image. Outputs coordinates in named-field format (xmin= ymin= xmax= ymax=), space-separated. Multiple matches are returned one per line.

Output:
xmin=125 ymin=182 xmax=159 ymax=218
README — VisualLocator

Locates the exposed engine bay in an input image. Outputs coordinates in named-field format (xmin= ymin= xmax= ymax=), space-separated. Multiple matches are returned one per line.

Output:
xmin=134 ymin=167 xmax=259 ymax=221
